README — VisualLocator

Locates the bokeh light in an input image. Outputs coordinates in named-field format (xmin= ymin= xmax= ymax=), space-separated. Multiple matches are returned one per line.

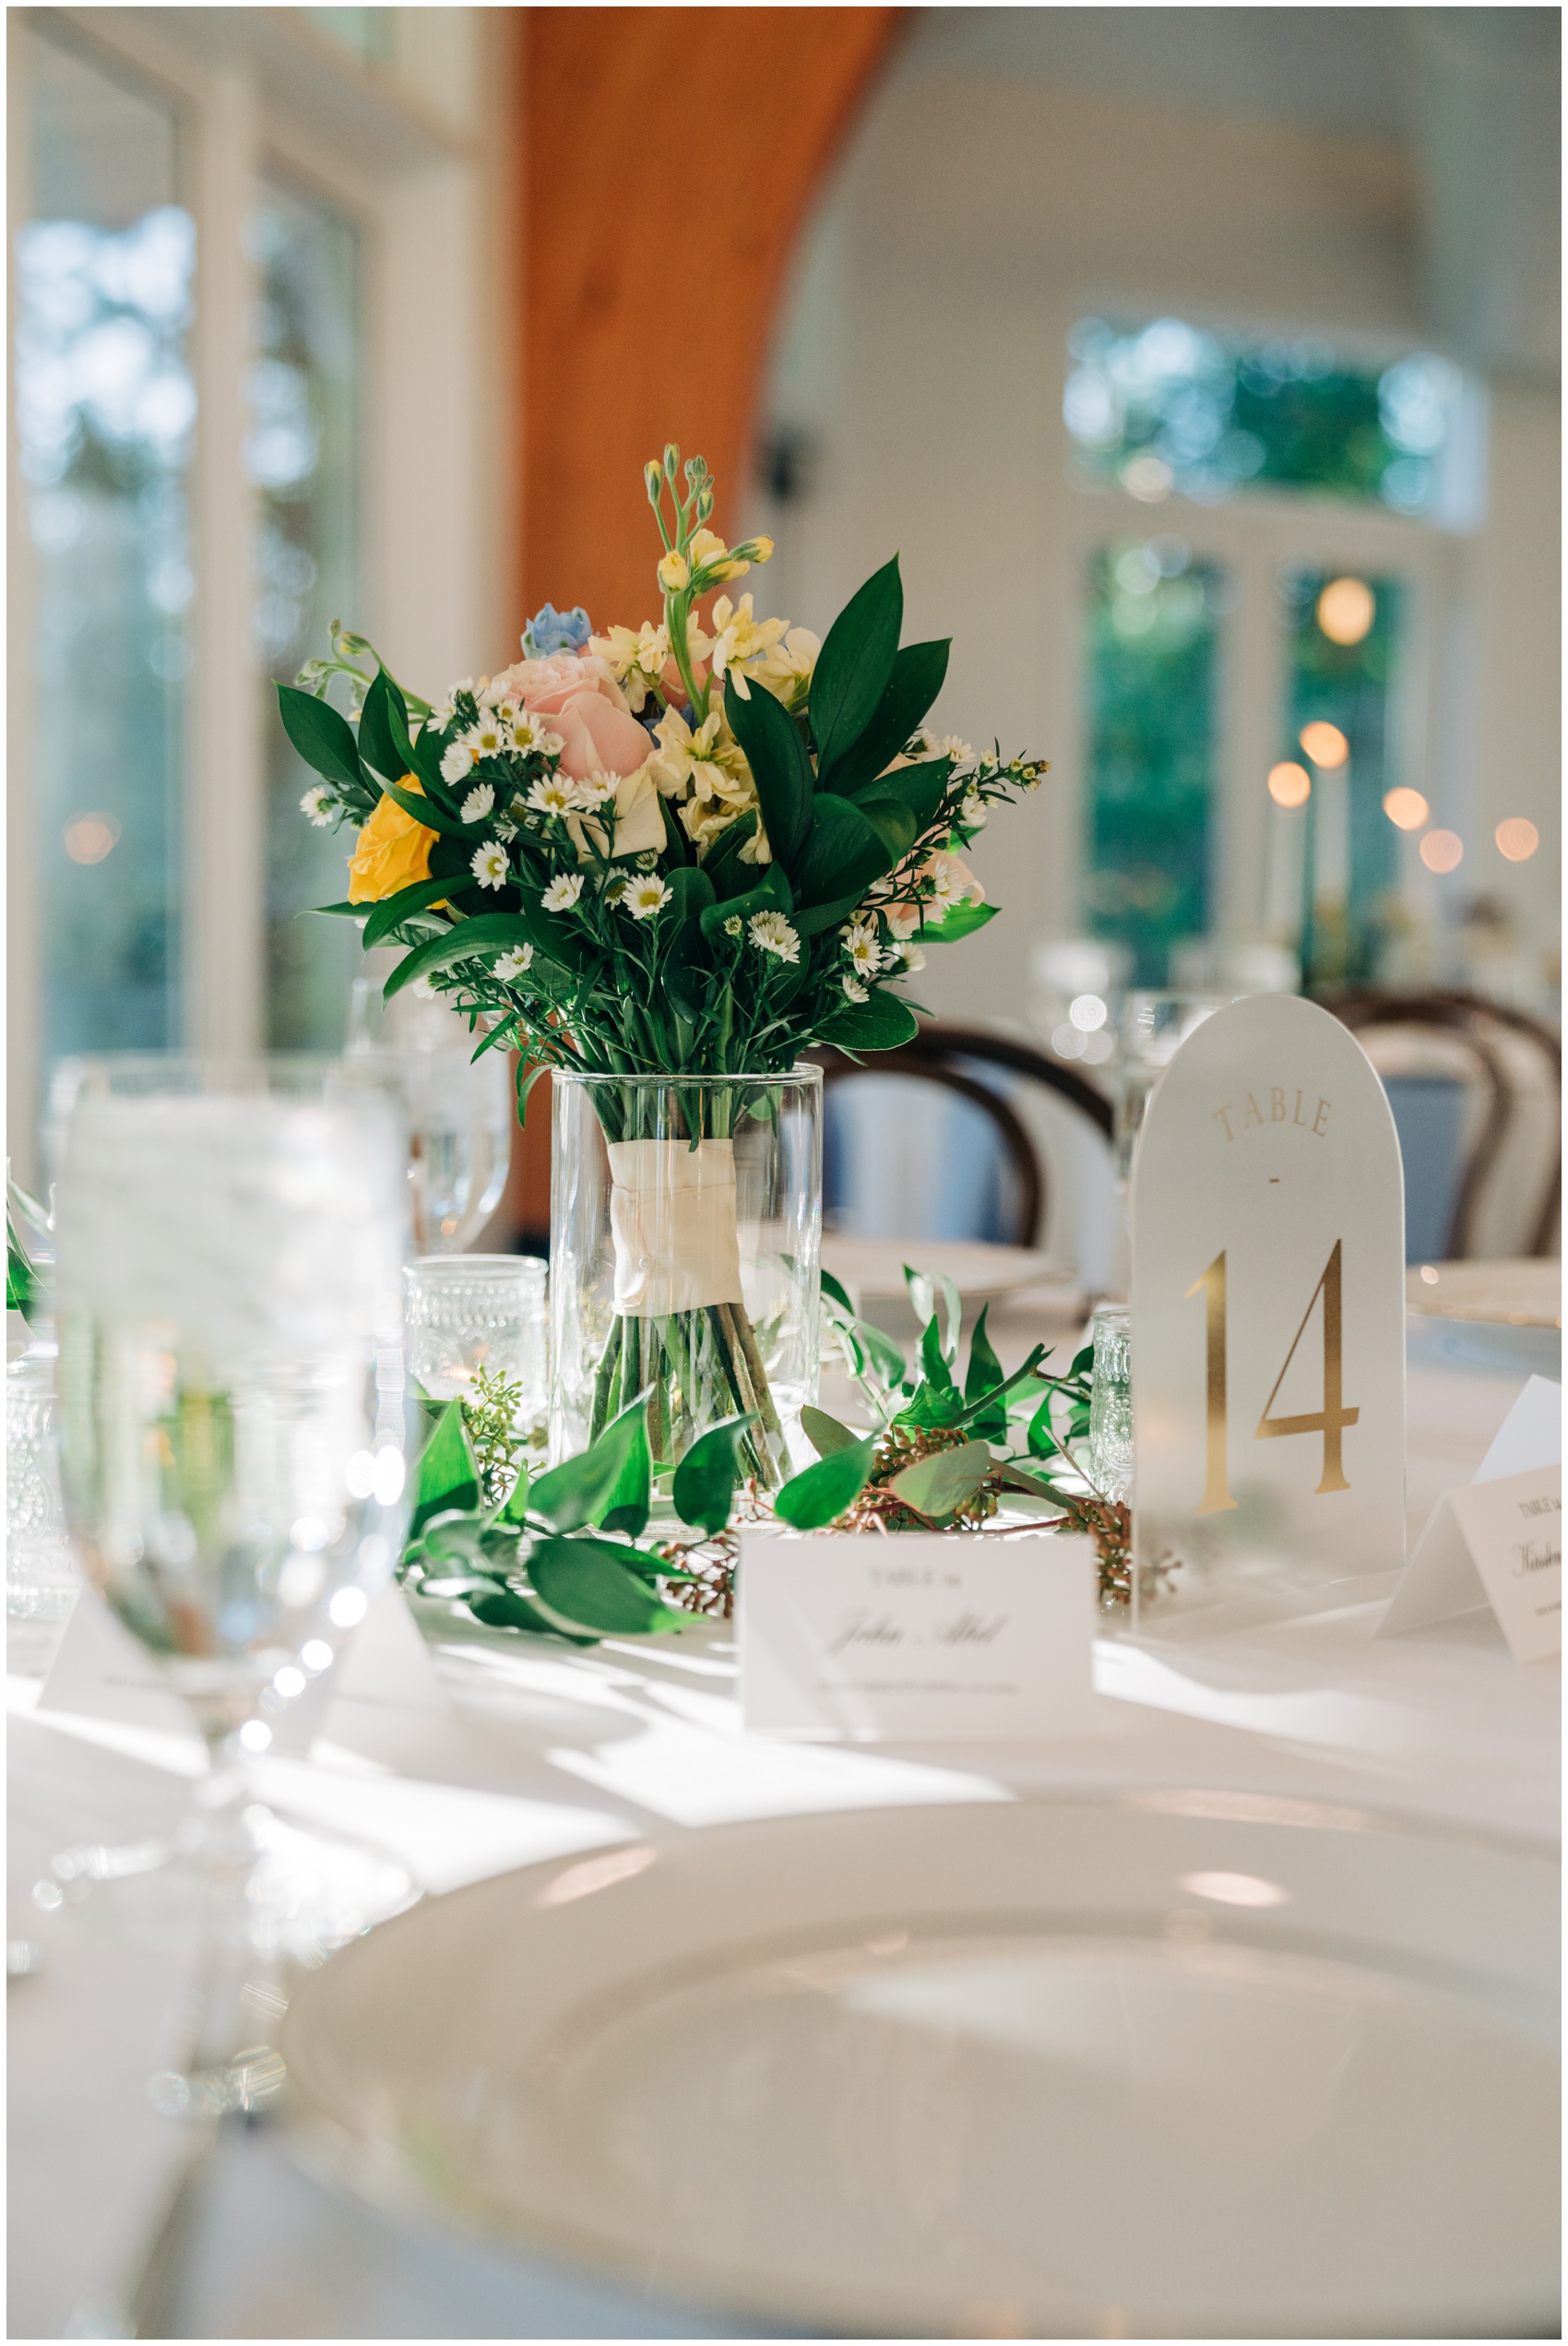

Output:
xmin=1495 ymin=816 xmax=1539 ymax=863
xmin=1420 ymin=829 xmax=1464 ymax=874
xmin=1383 ymin=787 xmax=1429 ymax=831
xmin=1299 ymin=720 xmax=1348 ymax=768
xmin=1316 ymin=576 xmax=1375 ymax=645
xmin=63 ymin=813 xmax=121 ymax=864
xmin=1267 ymin=761 xmax=1312 ymax=808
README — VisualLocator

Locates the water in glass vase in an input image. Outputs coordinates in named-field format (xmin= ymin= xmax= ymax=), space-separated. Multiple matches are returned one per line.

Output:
xmin=550 ymin=1068 xmax=821 ymax=1486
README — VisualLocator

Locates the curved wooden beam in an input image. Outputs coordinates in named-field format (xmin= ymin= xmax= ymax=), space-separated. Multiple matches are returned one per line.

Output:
xmin=518 ymin=5 xmax=901 ymax=637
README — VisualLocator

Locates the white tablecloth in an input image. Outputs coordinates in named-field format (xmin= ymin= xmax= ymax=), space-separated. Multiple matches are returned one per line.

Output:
xmin=7 ymin=1322 xmax=1559 ymax=2339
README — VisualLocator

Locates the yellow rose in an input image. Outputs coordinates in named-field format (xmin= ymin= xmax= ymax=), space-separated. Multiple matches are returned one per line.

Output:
xmin=347 ymin=775 xmax=439 ymax=903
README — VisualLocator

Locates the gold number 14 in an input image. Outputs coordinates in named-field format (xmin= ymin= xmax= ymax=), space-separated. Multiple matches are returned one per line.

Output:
xmin=1186 ymin=1242 xmax=1359 ymax=1515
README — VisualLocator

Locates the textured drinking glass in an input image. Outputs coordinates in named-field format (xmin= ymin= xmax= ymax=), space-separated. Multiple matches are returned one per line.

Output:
xmin=405 ymin=1255 xmax=548 ymax=1445
xmin=6 ymin=1352 xmax=79 ymax=1627
xmin=551 ymin=1068 xmax=821 ymax=1483
xmin=1114 ymin=994 xmax=1233 ymax=1186
xmin=1087 ymin=1303 xmax=1133 ymax=1504
xmin=44 ymin=1056 xmax=412 ymax=1956
xmin=349 ymin=973 xmax=511 ymax=1254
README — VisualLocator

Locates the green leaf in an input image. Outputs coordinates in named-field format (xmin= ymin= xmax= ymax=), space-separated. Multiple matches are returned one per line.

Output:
xmin=790 ymin=793 xmax=897 ymax=911
xmin=723 ymin=674 xmax=814 ymax=868
xmin=851 ymin=794 xmax=919 ymax=866
xmin=671 ymin=1412 xmax=754 ymax=1535
xmin=357 ymin=666 xmax=408 ymax=786
xmin=801 ymin=1405 xmax=861 ymax=1459
xmin=599 ymin=1405 xmax=652 ymax=1538
xmin=664 ymin=921 xmax=714 ymax=1022
xmin=923 ymin=899 xmax=998 ymax=944
xmin=697 ymin=861 xmax=792 ymax=944
xmin=515 ymin=1060 xmax=552 ymax=1129
xmin=527 ymin=1536 xmax=687 ymax=1635
xmin=309 ymin=900 xmax=364 ymax=919
xmin=793 ymin=890 xmax=872 ymax=939
xmin=920 ymin=1312 xmax=956 ymax=1391
xmin=773 ymin=1434 xmax=878 ymax=1529
xmin=827 ymin=639 xmax=951 ymax=793
xmin=362 ymin=875 xmax=455 ymax=948
xmin=529 ymin=1398 xmax=649 ymax=1532
xmin=384 ymin=915 xmax=535 ymax=1000
xmin=382 ymin=778 xmax=475 ymax=842
xmin=469 ymin=1584 xmax=598 ymax=1643
xmin=661 ymin=865 xmax=716 ymax=925
xmin=1070 ymin=1344 xmax=1095 ymax=1377
xmin=996 ymin=1464 xmax=1059 ymax=1501
xmin=1027 ymin=1392 xmax=1061 ymax=1459
xmin=702 ymin=809 xmax=760 ymax=898
xmin=963 ymin=1304 xmax=1009 ymax=1441
xmin=821 ymin=1268 xmax=855 ymax=1314
xmin=809 ymin=554 xmax=903 ymax=779
xmin=887 ymin=1438 xmax=993 ymax=1519
xmin=816 ymin=994 xmax=920 ymax=1054
xmin=501 ymin=1462 xmax=531 ymax=1523
xmin=852 ymin=757 xmax=952 ymax=840
xmin=277 ymin=682 xmax=363 ymax=791
xmin=953 ymin=1343 xmax=1048 ymax=1428
xmin=515 ymin=896 xmax=588 ymax=974
xmin=906 ymin=1265 xmax=961 ymax=1363
xmin=409 ymin=1400 xmax=481 ymax=1540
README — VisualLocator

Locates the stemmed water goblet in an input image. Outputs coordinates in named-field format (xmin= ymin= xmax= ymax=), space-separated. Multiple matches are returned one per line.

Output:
xmin=36 ymin=1056 xmax=416 ymax=2042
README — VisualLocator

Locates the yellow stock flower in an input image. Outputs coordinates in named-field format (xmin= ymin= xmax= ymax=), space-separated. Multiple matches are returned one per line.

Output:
xmin=347 ymin=776 xmax=438 ymax=903
xmin=708 ymin=593 xmax=789 ymax=699
xmin=689 ymin=526 xmax=749 ymax=585
xmin=658 ymin=550 xmax=690 ymax=593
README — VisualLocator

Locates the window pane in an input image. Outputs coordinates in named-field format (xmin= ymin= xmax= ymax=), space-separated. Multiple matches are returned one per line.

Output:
xmin=303 ymin=9 xmax=393 ymax=68
xmin=1083 ymin=543 xmax=1222 ymax=986
xmin=17 ymin=31 xmax=192 ymax=1067
xmin=249 ymin=180 xmax=362 ymax=1050
xmin=1065 ymin=316 xmax=1461 ymax=518
xmin=1278 ymin=568 xmax=1405 ymax=988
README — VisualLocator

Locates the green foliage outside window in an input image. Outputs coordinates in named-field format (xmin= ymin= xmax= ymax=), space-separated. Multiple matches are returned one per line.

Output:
xmin=1083 ymin=545 xmax=1220 ymax=986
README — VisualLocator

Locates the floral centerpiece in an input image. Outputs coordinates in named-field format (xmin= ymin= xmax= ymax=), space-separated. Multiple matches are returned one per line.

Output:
xmin=283 ymin=447 xmax=1048 ymax=1484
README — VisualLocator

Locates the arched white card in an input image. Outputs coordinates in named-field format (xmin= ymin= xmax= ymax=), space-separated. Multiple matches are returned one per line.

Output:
xmin=1131 ymin=994 xmax=1405 ymax=1627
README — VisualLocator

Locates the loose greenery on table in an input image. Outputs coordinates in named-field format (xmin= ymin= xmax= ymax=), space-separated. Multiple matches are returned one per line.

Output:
xmin=398 ymin=1278 xmax=1132 ymax=1642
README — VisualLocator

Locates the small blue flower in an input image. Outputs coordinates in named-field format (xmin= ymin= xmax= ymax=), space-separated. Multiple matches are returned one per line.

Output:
xmin=521 ymin=602 xmax=592 ymax=658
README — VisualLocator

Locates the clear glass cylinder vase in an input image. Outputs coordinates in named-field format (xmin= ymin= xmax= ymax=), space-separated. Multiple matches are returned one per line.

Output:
xmin=549 ymin=1067 xmax=822 ymax=1486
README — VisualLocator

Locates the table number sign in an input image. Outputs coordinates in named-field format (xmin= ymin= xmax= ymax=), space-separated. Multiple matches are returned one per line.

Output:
xmin=1131 ymin=994 xmax=1406 ymax=1627
xmin=740 ymin=1530 xmax=1099 ymax=1738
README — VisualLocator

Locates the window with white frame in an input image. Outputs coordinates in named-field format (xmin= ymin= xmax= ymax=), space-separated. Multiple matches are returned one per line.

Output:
xmin=1063 ymin=313 xmax=1480 ymax=998
xmin=7 ymin=6 xmax=505 ymax=1184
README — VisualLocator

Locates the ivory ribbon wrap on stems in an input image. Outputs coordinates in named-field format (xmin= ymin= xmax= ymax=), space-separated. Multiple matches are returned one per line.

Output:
xmin=606 ymin=1138 xmax=745 ymax=1316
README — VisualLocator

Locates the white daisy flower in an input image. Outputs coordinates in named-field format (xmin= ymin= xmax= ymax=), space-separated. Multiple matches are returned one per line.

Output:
xmin=602 ymin=874 xmax=629 ymax=904
xmin=722 ymin=915 xmax=742 ymax=937
xmin=749 ymin=911 xmax=800 ymax=963
xmin=493 ymin=946 xmax=533 ymax=982
xmin=471 ymin=842 xmax=510 ymax=890
xmin=410 ymin=973 xmax=439 ymax=1000
xmin=625 ymin=875 xmax=671 ymax=921
xmin=527 ymin=776 xmax=575 ymax=818
xmin=510 ymin=714 xmax=564 ymax=759
xmin=541 ymin=873 xmax=583 ymax=912
xmin=923 ymin=730 xmax=975 ymax=766
xmin=464 ymin=717 xmax=510 ymax=761
xmin=428 ymin=677 xmax=476 ymax=729
xmin=300 ymin=785 xmax=334 ymax=828
xmin=493 ymin=817 xmax=518 ymax=842
xmin=461 ymin=782 xmax=495 ymax=823
xmin=570 ymin=768 xmax=618 ymax=810
xmin=841 ymin=975 xmax=869 ymax=1004
xmin=840 ymin=919 xmax=885 ymax=974
xmin=441 ymin=740 xmax=477 ymax=785
xmin=898 ymin=941 xmax=927 ymax=973
xmin=959 ymin=792 xmax=987 ymax=829
xmin=885 ymin=899 xmax=921 ymax=940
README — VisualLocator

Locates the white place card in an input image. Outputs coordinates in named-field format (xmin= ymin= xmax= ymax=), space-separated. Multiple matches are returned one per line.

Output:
xmin=1380 ymin=1376 xmax=1562 ymax=1661
xmin=739 ymin=1531 xmax=1099 ymax=1740
xmin=1131 ymin=994 xmax=1406 ymax=1626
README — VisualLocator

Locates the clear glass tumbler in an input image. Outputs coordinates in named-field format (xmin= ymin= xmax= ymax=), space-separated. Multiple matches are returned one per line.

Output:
xmin=1114 ymin=993 xmax=1234 ymax=1187
xmin=405 ymin=1254 xmax=548 ymax=1449
xmin=348 ymin=968 xmax=511 ymax=1253
xmin=551 ymin=1067 xmax=822 ymax=1484
xmin=1086 ymin=1302 xmax=1133 ymax=1505
xmin=45 ymin=1054 xmax=412 ymax=1956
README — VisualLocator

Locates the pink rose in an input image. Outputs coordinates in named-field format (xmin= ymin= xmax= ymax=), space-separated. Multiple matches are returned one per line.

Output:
xmin=493 ymin=652 xmax=652 ymax=784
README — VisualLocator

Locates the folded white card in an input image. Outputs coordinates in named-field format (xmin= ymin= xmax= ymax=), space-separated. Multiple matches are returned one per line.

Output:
xmin=1379 ymin=1376 xmax=1562 ymax=1661
xmin=740 ymin=1530 xmax=1099 ymax=1739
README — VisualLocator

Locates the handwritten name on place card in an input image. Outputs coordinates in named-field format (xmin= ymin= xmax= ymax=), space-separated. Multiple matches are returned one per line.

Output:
xmin=740 ymin=1531 xmax=1099 ymax=1740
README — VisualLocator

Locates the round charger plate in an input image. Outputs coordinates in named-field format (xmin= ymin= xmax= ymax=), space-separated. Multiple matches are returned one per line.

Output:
xmin=281 ymin=1797 xmax=1559 ymax=2339
xmin=822 ymin=1236 xmax=1076 ymax=1305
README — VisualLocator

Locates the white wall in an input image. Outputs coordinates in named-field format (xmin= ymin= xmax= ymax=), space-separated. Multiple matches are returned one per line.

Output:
xmin=743 ymin=25 xmax=1560 ymax=1022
